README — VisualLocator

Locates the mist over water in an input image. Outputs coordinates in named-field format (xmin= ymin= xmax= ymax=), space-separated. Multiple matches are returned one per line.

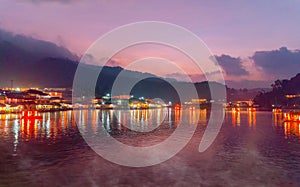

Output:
xmin=0 ymin=109 xmax=299 ymax=186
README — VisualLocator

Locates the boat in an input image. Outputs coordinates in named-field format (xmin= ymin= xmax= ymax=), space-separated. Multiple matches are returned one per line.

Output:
xmin=21 ymin=110 xmax=42 ymax=119
xmin=284 ymin=111 xmax=300 ymax=122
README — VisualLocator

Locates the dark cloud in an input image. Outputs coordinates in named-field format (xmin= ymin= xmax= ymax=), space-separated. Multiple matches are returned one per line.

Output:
xmin=252 ymin=47 xmax=300 ymax=79
xmin=0 ymin=28 xmax=78 ymax=60
xmin=215 ymin=55 xmax=249 ymax=76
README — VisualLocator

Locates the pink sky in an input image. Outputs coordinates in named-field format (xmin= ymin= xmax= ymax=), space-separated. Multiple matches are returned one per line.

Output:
xmin=1 ymin=0 xmax=300 ymax=88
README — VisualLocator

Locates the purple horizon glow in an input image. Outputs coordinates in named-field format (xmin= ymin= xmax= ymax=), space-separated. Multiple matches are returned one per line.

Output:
xmin=0 ymin=0 xmax=300 ymax=88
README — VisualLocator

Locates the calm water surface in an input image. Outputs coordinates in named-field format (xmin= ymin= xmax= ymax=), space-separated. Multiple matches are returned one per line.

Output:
xmin=0 ymin=109 xmax=299 ymax=186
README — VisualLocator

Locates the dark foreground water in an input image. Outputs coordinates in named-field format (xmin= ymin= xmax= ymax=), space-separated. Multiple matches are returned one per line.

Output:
xmin=0 ymin=109 xmax=299 ymax=186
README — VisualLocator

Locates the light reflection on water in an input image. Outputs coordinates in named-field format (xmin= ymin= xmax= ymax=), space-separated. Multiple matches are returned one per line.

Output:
xmin=227 ymin=109 xmax=300 ymax=140
xmin=74 ymin=108 xmax=207 ymax=135
xmin=227 ymin=110 xmax=257 ymax=129
xmin=0 ymin=109 xmax=300 ymax=186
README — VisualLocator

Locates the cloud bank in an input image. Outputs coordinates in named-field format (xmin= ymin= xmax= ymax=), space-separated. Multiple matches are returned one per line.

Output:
xmin=1 ymin=26 xmax=299 ymax=89
xmin=215 ymin=55 xmax=249 ymax=76
xmin=251 ymin=47 xmax=300 ymax=79
xmin=0 ymin=28 xmax=78 ymax=60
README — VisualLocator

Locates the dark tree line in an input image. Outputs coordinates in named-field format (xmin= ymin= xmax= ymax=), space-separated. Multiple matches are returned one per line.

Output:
xmin=254 ymin=73 xmax=300 ymax=108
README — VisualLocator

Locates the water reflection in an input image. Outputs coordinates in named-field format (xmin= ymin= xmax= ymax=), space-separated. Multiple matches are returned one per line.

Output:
xmin=273 ymin=112 xmax=300 ymax=139
xmin=231 ymin=110 xmax=240 ymax=127
xmin=271 ymin=111 xmax=300 ymax=139
xmin=1 ymin=109 xmax=300 ymax=186
xmin=74 ymin=108 xmax=209 ymax=135
xmin=227 ymin=109 xmax=257 ymax=129
xmin=247 ymin=109 xmax=256 ymax=129
xmin=0 ymin=111 xmax=77 ymax=155
xmin=283 ymin=122 xmax=300 ymax=139
xmin=273 ymin=111 xmax=283 ymax=124
xmin=224 ymin=109 xmax=300 ymax=140
xmin=2 ymin=108 xmax=300 ymax=157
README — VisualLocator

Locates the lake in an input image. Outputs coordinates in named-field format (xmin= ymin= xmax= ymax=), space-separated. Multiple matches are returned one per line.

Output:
xmin=0 ymin=109 xmax=299 ymax=186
